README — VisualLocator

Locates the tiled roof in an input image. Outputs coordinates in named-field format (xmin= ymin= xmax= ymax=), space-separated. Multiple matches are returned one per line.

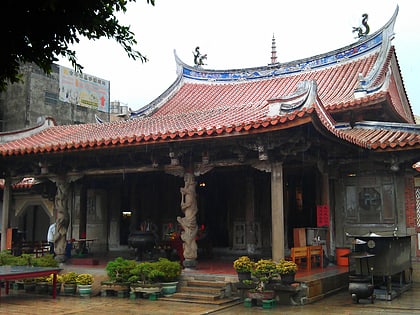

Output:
xmin=0 ymin=50 xmax=386 ymax=157
xmin=0 ymin=6 xmax=416 ymax=157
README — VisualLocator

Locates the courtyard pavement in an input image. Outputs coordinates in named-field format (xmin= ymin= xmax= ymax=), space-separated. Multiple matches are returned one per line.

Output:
xmin=1 ymin=262 xmax=420 ymax=314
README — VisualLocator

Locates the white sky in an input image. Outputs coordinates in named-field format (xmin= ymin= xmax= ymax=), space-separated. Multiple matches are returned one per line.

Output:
xmin=58 ymin=0 xmax=420 ymax=115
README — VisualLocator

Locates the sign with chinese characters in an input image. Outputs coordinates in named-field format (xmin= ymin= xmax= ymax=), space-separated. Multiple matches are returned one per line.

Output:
xmin=317 ymin=205 xmax=330 ymax=227
xmin=59 ymin=65 xmax=110 ymax=112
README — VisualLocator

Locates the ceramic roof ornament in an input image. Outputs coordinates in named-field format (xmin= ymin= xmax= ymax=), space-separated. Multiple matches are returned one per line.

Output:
xmin=353 ymin=13 xmax=370 ymax=39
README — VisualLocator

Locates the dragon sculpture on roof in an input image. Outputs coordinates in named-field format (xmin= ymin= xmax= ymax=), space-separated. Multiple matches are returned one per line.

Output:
xmin=353 ymin=13 xmax=370 ymax=39
xmin=193 ymin=46 xmax=207 ymax=67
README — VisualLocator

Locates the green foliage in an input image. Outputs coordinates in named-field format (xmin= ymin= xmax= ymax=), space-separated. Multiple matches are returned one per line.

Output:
xmin=0 ymin=251 xmax=57 ymax=267
xmin=128 ymin=261 xmax=164 ymax=284
xmin=0 ymin=251 xmax=22 ymax=265
xmin=0 ymin=0 xmax=155 ymax=91
xmin=105 ymin=256 xmax=137 ymax=283
xmin=32 ymin=254 xmax=59 ymax=267
xmin=155 ymin=258 xmax=182 ymax=282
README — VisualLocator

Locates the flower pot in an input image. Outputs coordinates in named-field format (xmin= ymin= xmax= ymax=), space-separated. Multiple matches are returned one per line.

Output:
xmin=47 ymin=283 xmax=62 ymax=295
xmin=280 ymin=273 xmax=296 ymax=284
xmin=77 ymin=284 xmax=93 ymax=297
xmin=130 ymin=283 xmax=162 ymax=294
xmin=237 ymin=271 xmax=251 ymax=281
xmin=24 ymin=282 xmax=36 ymax=292
xmin=35 ymin=281 xmax=49 ymax=294
xmin=161 ymin=281 xmax=178 ymax=296
xmin=247 ymin=290 xmax=275 ymax=300
xmin=63 ymin=283 xmax=77 ymax=295
xmin=100 ymin=281 xmax=130 ymax=297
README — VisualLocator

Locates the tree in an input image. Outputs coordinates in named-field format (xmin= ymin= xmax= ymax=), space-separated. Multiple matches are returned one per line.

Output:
xmin=0 ymin=0 xmax=154 ymax=91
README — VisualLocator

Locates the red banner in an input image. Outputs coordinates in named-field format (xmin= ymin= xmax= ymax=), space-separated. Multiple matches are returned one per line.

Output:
xmin=317 ymin=205 xmax=330 ymax=227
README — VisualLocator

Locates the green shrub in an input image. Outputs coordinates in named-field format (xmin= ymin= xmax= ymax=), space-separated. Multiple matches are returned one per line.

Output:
xmin=155 ymin=258 xmax=182 ymax=282
xmin=32 ymin=254 xmax=59 ymax=267
xmin=105 ymin=257 xmax=137 ymax=283
xmin=128 ymin=261 xmax=164 ymax=284
xmin=0 ymin=250 xmax=20 ymax=265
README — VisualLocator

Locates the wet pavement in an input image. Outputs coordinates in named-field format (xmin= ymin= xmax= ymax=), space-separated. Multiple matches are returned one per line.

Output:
xmin=1 ymin=263 xmax=420 ymax=314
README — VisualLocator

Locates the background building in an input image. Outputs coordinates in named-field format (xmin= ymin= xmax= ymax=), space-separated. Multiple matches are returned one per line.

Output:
xmin=0 ymin=63 xmax=123 ymax=131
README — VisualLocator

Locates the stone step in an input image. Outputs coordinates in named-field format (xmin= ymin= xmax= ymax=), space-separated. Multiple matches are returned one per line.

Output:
xmin=186 ymin=280 xmax=227 ymax=288
xmin=160 ymin=295 xmax=241 ymax=306
xmin=171 ymin=291 xmax=221 ymax=301
xmin=159 ymin=275 xmax=239 ymax=305
xmin=179 ymin=286 xmax=224 ymax=295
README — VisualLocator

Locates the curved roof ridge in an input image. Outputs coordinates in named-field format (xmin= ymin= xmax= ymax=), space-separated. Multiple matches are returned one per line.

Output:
xmin=354 ymin=120 xmax=420 ymax=134
xmin=0 ymin=116 xmax=57 ymax=144
xmin=175 ymin=6 xmax=398 ymax=83
xmin=130 ymin=70 xmax=184 ymax=119
xmin=354 ymin=5 xmax=398 ymax=95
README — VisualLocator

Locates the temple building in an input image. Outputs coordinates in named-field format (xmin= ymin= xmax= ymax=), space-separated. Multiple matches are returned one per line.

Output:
xmin=0 ymin=6 xmax=419 ymax=283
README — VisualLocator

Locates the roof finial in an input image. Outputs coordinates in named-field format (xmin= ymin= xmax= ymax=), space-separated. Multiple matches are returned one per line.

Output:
xmin=270 ymin=34 xmax=278 ymax=65
xmin=352 ymin=13 xmax=370 ymax=39
xmin=193 ymin=46 xmax=207 ymax=67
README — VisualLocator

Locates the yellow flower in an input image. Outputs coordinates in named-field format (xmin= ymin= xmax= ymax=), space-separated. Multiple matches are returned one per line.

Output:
xmin=276 ymin=259 xmax=298 ymax=275
xmin=233 ymin=256 xmax=254 ymax=273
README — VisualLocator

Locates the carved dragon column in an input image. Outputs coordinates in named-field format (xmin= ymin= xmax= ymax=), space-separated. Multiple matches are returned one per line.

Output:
xmin=54 ymin=177 xmax=70 ymax=262
xmin=177 ymin=171 xmax=199 ymax=268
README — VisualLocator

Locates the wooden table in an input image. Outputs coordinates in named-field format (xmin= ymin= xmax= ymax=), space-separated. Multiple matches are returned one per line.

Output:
xmin=0 ymin=266 xmax=62 ymax=299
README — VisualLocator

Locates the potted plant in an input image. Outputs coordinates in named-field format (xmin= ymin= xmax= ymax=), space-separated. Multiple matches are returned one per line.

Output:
xmin=248 ymin=259 xmax=278 ymax=300
xmin=128 ymin=261 xmax=164 ymax=294
xmin=233 ymin=256 xmax=254 ymax=281
xmin=102 ymin=257 xmax=136 ymax=296
xmin=76 ymin=273 xmax=94 ymax=297
xmin=45 ymin=273 xmax=63 ymax=295
xmin=62 ymin=271 xmax=78 ymax=295
xmin=105 ymin=257 xmax=137 ymax=283
xmin=155 ymin=258 xmax=182 ymax=296
xmin=276 ymin=259 xmax=298 ymax=284
xmin=23 ymin=277 xmax=37 ymax=292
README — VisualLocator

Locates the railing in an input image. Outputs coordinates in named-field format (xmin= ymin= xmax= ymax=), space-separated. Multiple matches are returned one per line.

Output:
xmin=12 ymin=241 xmax=50 ymax=257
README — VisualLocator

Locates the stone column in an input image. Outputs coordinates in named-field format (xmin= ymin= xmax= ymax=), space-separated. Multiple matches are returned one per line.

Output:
xmin=177 ymin=172 xmax=198 ymax=268
xmin=1 ymin=178 xmax=11 ymax=251
xmin=271 ymin=162 xmax=284 ymax=261
xmin=54 ymin=178 xmax=70 ymax=262
xmin=245 ymin=175 xmax=256 ymax=254
xmin=79 ymin=182 xmax=87 ymax=239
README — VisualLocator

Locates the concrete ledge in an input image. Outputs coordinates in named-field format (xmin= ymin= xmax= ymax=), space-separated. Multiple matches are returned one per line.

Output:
xmin=68 ymin=258 xmax=99 ymax=265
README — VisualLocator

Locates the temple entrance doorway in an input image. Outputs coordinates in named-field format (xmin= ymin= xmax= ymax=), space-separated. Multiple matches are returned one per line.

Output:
xmin=19 ymin=205 xmax=50 ymax=242
xmin=284 ymin=166 xmax=319 ymax=249
xmin=196 ymin=166 xmax=271 ymax=257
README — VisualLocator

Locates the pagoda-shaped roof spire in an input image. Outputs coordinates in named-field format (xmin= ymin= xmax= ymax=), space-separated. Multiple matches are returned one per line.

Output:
xmin=270 ymin=34 xmax=278 ymax=65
